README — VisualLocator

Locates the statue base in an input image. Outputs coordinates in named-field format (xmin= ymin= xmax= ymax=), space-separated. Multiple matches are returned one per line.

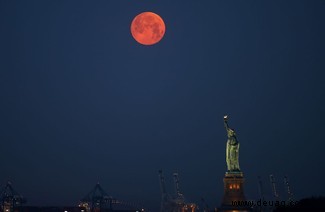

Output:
xmin=218 ymin=171 xmax=252 ymax=212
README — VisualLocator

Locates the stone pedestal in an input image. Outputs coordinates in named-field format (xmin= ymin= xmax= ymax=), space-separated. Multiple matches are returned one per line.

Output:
xmin=219 ymin=172 xmax=251 ymax=212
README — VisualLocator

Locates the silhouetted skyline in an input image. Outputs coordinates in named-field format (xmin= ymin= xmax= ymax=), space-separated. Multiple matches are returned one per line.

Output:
xmin=1 ymin=1 xmax=325 ymax=211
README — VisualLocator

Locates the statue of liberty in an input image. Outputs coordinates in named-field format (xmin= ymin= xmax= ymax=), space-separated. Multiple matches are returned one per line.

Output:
xmin=224 ymin=115 xmax=240 ymax=172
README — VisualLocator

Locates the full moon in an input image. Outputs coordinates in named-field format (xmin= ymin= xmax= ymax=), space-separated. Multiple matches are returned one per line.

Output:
xmin=130 ymin=12 xmax=166 ymax=45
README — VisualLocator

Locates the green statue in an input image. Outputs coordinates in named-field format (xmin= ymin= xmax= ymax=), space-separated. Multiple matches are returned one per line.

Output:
xmin=224 ymin=115 xmax=240 ymax=172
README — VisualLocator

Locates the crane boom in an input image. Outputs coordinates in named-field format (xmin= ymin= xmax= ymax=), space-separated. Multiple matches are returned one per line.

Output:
xmin=269 ymin=174 xmax=279 ymax=200
xmin=173 ymin=173 xmax=182 ymax=197
xmin=158 ymin=170 xmax=167 ymax=196
xmin=284 ymin=175 xmax=294 ymax=202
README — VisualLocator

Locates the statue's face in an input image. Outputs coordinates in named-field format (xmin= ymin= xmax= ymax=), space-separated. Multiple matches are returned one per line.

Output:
xmin=229 ymin=129 xmax=235 ymax=136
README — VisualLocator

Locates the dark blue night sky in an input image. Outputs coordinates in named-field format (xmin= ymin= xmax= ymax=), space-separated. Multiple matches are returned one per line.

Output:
xmin=1 ymin=0 xmax=325 ymax=211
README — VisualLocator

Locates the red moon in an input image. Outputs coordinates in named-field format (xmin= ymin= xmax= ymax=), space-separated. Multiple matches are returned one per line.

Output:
xmin=130 ymin=12 xmax=166 ymax=45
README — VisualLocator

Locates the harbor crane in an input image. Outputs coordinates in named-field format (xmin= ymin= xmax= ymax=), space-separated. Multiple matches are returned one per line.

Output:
xmin=284 ymin=175 xmax=294 ymax=202
xmin=269 ymin=175 xmax=279 ymax=201
xmin=0 ymin=181 xmax=26 ymax=212
xmin=158 ymin=170 xmax=197 ymax=212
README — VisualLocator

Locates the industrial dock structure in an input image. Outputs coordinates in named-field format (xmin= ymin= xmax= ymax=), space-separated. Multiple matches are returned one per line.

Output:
xmin=0 ymin=182 xmax=144 ymax=212
xmin=158 ymin=170 xmax=197 ymax=212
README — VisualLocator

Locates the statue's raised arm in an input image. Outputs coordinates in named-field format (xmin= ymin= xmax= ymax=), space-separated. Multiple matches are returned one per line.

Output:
xmin=224 ymin=115 xmax=229 ymax=128
xmin=224 ymin=115 xmax=230 ymax=136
